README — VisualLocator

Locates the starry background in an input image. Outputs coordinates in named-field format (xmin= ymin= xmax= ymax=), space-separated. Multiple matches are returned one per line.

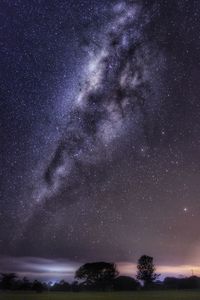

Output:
xmin=1 ymin=0 xmax=200 ymax=281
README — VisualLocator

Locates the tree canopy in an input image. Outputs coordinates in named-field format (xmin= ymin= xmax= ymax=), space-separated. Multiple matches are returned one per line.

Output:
xmin=75 ymin=262 xmax=119 ymax=290
xmin=137 ymin=255 xmax=160 ymax=287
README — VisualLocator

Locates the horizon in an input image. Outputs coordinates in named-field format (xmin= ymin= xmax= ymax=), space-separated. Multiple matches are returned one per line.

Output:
xmin=0 ymin=256 xmax=200 ymax=282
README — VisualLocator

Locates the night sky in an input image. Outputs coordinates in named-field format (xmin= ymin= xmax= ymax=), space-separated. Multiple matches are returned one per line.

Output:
xmin=1 ymin=0 xmax=200 ymax=282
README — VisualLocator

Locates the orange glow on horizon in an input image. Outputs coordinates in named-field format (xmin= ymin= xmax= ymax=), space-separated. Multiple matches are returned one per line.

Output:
xmin=118 ymin=262 xmax=200 ymax=278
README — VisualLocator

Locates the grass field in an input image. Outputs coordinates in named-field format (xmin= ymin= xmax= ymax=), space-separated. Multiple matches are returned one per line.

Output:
xmin=1 ymin=291 xmax=200 ymax=300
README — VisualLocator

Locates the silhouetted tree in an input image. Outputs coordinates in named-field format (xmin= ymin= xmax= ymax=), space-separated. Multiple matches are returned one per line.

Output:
xmin=113 ymin=276 xmax=140 ymax=291
xmin=164 ymin=276 xmax=200 ymax=290
xmin=0 ymin=273 xmax=17 ymax=290
xmin=163 ymin=277 xmax=179 ymax=289
xmin=75 ymin=262 xmax=119 ymax=290
xmin=20 ymin=277 xmax=32 ymax=290
xmin=71 ymin=280 xmax=80 ymax=292
xmin=51 ymin=280 xmax=71 ymax=292
xmin=32 ymin=280 xmax=45 ymax=293
xmin=137 ymin=255 xmax=160 ymax=288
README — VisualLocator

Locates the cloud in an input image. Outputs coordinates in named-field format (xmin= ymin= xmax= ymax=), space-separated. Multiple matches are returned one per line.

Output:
xmin=0 ymin=256 xmax=80 ymax=282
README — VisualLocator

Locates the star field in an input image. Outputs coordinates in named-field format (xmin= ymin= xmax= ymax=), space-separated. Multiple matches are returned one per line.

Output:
xmin=1 ymin=0 xmax=200 ymax=280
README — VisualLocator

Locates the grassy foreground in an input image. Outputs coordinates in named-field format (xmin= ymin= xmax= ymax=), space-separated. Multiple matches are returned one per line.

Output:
xmin=1 ymin=291 xmax=200 ymax=300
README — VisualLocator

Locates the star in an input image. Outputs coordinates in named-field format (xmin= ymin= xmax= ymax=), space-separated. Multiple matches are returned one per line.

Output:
xmin=1 ymin=0 xmax=200 ymax=283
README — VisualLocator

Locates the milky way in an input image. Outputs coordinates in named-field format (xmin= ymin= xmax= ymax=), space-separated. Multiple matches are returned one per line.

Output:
xmin=40 ymin=1 xmax=164 ymax=204
xmin=1 ymin=0 xmax=200 ymax=280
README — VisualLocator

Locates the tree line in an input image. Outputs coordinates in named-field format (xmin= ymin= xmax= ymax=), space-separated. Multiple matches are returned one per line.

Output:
xmin=1 ymin=255 xmax=200 ymax=293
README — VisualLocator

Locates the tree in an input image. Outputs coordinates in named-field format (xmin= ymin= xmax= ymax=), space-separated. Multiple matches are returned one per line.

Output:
xmin=75 ymin=262 xmax=119 ymax=290
xmin=113 ymin=276 xmax=140 ymax=291
xmin=71 ymin=281 xmax=80 ymax=292
xmin=136 ymin=255 xmax=159 ymax=288
xmin=51 ymin=280 xmax=71 ymax=292
xmin=164 ymin=276 xmax=200 ymax=290
xmin=20 ymin=277 xmax=32 ymax=290
xmin=0 ymin=273 xmax=17 ymax=290
xmin=32 ymin=280 xmax=45 ymax=293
